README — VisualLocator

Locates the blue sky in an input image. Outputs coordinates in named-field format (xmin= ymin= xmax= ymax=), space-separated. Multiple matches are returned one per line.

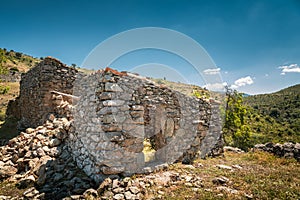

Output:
xmin=1 ymin=0 xmax=300 ymax=94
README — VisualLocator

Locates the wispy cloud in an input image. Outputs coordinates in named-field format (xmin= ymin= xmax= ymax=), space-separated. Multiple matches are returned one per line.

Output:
xmin=231 ymin=76 xmax=254 ymax=89
xmin=279 ymin=64 xmax=300 ymax=75
xmin=203 ymin=68 xmax=221 ymax=75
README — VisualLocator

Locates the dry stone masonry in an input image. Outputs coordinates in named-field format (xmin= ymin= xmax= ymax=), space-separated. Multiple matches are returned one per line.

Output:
xmin=68 ymin=68 xmax=219 ymax=182
xmin=0 ymin=111 xmax=95 ymax=199
xmin=8 ymin=57 xmax=78 ymax=128
xmin=254 ymin=142 xmax=300 ymax=161
xmin=0 ymin=70 xmax=21 ymax=82
xmin=7 ymin=57 xmax=224 ymax=183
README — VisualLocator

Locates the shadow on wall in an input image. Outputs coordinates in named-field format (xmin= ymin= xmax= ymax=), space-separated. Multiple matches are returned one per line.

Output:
xmin=0 ymin=57 xmax=224 ymax=198
xmin=1 ymin=57 xmax=78 ymax=146
xmin=0 ymin=90 xmax=21 ymax=145
xmin=0 ymin=117 xmax=19 ymax=146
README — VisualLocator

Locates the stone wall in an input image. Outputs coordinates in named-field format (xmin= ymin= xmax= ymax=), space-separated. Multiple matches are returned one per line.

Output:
xmin=200 ymin=100 xmax=224 ymax=158
xmin=8 ymin=57 xmax=78 ymax=128
xmin=67 ymin=68 xmax=223 ymax=181
xmin=0 ymin=71 xmax=21 ymax=82
xmin=254 ymin=142 xmax=300 ymax=161
xmin=9 ymin=58 xmax=223 ymax=182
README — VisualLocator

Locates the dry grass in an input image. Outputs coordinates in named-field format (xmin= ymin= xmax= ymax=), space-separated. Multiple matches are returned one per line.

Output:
xmin=146 ymin=151 xmax=300 ymax=200
xmin=152 ymin=78 xmax=195 ymax=96
xmin=152 ymin=78 xmax=225 ymax=101
xmin=77 ymin=67 xmax=95 ymax=74
xmin=0 ymin=142 xmax=299 ymax=199
xmin=0 ymin=179 xmax=28 ymax=198
xmin=0 ymin=82 xmax=19 ymax=113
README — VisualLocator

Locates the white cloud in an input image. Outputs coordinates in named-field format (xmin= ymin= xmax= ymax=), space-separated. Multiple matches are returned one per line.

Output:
xmin=279 ymin=64 xmax=300 ymax=75
xmin=231 ymin=76 xmax=254 ymax=89
xmin=230 ymin=84 xmax=239 ymax=89
xmin=203 ymin=68 xmax=221 ymax=75
xmin=203 ymin=82 xmax=227 ymax=91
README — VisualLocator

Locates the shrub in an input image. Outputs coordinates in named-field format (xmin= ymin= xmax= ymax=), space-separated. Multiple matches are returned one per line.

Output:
xmin=0 ymin=66 xmax=9 ymax=75
xmin=0 ymin=85 xmax=10 ymax=94
xmin=9 ymin=67 xmax=19 ymax=72
xmin=15 ymin=52 xmax=22 ymax=58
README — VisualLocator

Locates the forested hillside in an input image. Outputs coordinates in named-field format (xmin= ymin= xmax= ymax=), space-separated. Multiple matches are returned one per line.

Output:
xmin=244 ymin=84 xmax=300 ymax=143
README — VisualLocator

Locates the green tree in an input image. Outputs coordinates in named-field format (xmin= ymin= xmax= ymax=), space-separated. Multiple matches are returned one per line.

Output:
xmin=192 ymin=87 xmax=210 ymax=99
xmin=223 ymin=87 xmax=251 ymax=150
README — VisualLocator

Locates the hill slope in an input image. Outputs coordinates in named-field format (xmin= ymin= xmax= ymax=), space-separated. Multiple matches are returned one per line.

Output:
xmin=244 ymin=84 xmax=300 ymax=142
xmin=0 ymin=48 xmax=41 ymax=138
xmin=0 ymin=48 xmax=40 ymax=73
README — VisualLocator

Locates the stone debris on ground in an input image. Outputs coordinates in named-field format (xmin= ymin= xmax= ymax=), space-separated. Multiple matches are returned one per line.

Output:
xmin=253 ymin=142 xmax=300 ymax=161
xmin=216 ymin=186 xmax=239 ymax=194
xmin=0 ymin=125 xmax=248 ymax=200
xmin=215 ymin=164 xmax=233 ymax=170
xmin=6 ymin=57 xmax=224 ymax=184
xmin=0 ymin=110 xmax=94 ymax=199
xmin=212 ymin=176 xmax=229 ymax=185
xmin=0 ymin=57 xmax=260 ymax=199
xmin=223 ymin=146 xmax=244 ymax=153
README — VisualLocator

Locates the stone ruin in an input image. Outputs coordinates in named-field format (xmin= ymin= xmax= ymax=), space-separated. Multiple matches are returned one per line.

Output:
xmin=254 ymin=142 xmax=300 ymax=161
xmin=7 ymin=57 xmax=77 ymax=128
xmin=0 ymin=70 xmax=22 ymax=82
xmin=8 ymin=57 xmax=224 ymax=183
